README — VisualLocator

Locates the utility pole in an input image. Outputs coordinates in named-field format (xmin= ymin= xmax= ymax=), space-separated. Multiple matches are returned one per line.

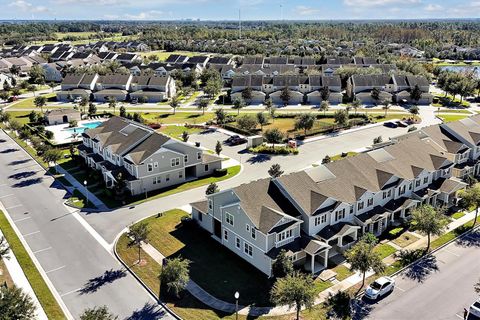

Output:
xmin=238 ymin=8 xmax=242 ymax=39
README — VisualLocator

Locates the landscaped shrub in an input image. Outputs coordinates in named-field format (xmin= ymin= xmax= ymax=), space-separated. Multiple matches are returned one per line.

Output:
xmin=213 ymin=168 xmax=228 ymax=177
xmin=44 ymin=130 xmax=54 ymax=140
xmin=249 ymin=145 xmax=299 ymax=155
xmin=388 ymin=227 xmax=404 ymax=238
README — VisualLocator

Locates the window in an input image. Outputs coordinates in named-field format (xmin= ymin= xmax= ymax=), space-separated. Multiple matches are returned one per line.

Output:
xmin=399 ymin=185 xmax=406 ymax=195
xmin=314 ymin=214 xmax=327 ymax=226
xmin=225 ymin=212 xmax=234 ymax=226
xmin=166 ymin=174 xmax=170 ymax=182
xmin=197 ymin=152 xmax=202 ymax=160
xmin=244 ymin=243 xmax=253 ymax=257
xmin=423 ymin=177 xmax=428 ymax=184
xmin=147 ymin=163 xmax=153 ymax=172
xmin=224 ymin=230 xmax=228 ymax=241
xmin=205 ymin=165 xmax=209 ymax=172
xmin=184 ymin=155 xmax=188 ymax=163
xmin=277 ymin=229 xmax=293 ymax=242
xmin=153 ymin=162 xmax=158 ymax=168
xmin=179 ymin=171 xmax=183 ymax=178
xmin=358 ymin=202 xmax=364 ymax=210
xmin=153 ymin=177 xmax=160 ymax=185
xmin=409 ymin=182 xmax=413 ymax=190
xmin=171 ymin=158 xmax=180 ymax=167
xmin=246 ymin=224 xmax=250 ymax=232
xmin=208 ymin=199 xmax=213 ymax=210
xmin=236 ymin=237 xmax=241 ymax=249
xmin=350 ymin=205 xmax=354 ymax=214
xmin=367 ymin=198 xmax=373 ymax=207
xmin=335 ymin=209 xmax=345 ymax=221
xmin=387 ymin=190 xmax=392 ymax=197
xmin=415 ymin=179 xmax=421 ymax=187
xmin=198 ymin=211 xmax=202 ymax=221
xmin=251 ymin=228 xmax=256 ymax=239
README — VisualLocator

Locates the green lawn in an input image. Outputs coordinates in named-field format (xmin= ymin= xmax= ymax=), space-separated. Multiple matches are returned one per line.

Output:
xmin=330 ymin=152 xmax=358 ymax=162
xmin=138 ymin=50 xmax=206 ymax=62
xmin=5 ymin=111 xmax=33 ymax=125
xmin=431 ymin=219 xmax=475 ymax=250
xmin=373 ymin=243 xmax=397 ymax=259
xmin=331 ymin=264 xmax=353 ymax=281
xmin=436 ymin=109 xmax=472 ymax=114
xmin=158 ymin=125 xmax=202 ymax=139
xmin=0 ymin=211 xmax=65 ymax=319
xmin=391 ymin=232 xmax=420 ymax=248
xmin=142 ymin=112 xmax=214 ymax=125
xmin=438 ymin=114 xmax=470 ymax=123
xmin=452 ymin=212 xmax=466 ymax=220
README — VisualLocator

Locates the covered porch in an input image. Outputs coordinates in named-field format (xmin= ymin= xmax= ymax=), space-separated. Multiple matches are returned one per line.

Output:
xmin=412 ymin=187 xmax=440 ymax=207
xmin=433 ymin=177 xmax=468 ymax=208
xmin=385 ymin=197 xmax=420 ymax=224
xmin=303 ymin=240 xmax=330 ymax=275
xmin=315 ymin=222 xmax=360 ymax=257
xmin=355 ymin=206 xmax=390 ymax=237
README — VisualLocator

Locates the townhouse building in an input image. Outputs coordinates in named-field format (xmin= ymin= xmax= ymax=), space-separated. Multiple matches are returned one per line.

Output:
xmin=191 ymin=116 xmax=480 ymax=277
xmin=78 ymin=116 xmax=222 ymax=196
xmin=231 ymin=74 xmax=342 ymax=105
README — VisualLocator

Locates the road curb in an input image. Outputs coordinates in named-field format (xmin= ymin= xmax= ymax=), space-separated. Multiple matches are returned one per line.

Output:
xmin=113 ymin=235 xmax=182 ymax=320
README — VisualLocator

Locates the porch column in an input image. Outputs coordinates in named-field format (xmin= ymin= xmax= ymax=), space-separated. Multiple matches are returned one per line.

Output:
xmin=390 ymin=212 xmax=395 ymax=223
xmin=310 ymin=254 xmax=315 ymax=275
xmin=323 ymin=249 xmax=329 ymax=268
xmin=339 ymin=236 xmax=344 ymax=247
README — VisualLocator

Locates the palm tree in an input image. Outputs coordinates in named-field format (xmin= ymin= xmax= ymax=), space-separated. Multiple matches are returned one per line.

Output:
xmin=108 ymin=97 xmax=117 ymax=115
xmin=382 ymin=99 xmax=391 ymax=117
xmin=170 ymin=95 xmax=180 ymax=115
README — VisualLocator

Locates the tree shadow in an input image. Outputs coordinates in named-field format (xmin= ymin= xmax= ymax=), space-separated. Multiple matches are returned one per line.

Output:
xmin=246 ymin=154 xmax=271 ymax=164
xmin=8 ymin=171 xmax=37 ymax=180
xmin=11 ymin=177 xmax=43 ymax=188
xmin=455 ymin=230 xmax=480 ymax=248
xmin=402 ymin=254 xmax=439 ymax=283
xmin=8 ymin=159 xmax=31 ymax=166
xmin=126 ymin=302 xmax=166 ymax=320
xmin=79 ymin=268 xmax=127 ymax=294
xmin=352 ymin=298 xmax=374 ymax=320
xmin=0 ymin=139 xmax=6 ymax=143
xmin=0 ymin=148 xmax=19 ymax=153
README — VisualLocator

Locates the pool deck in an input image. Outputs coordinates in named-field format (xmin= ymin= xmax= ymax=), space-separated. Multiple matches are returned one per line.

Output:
xmin=47 ymin=119 xmax=106 ymax=145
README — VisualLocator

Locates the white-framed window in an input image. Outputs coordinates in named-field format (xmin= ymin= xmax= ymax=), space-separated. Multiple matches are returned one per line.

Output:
xmin=205 ymin=164 xmax=209 ymax=172
xmin=153 ymin=177 xmax=160 ymax=185
xmin=235 ymin=237 xmax=241 ymax=249
xmin=409 ymin=182 xmax=413 ymax=190
xmin=153 ymin=162 xmax=158 ymax=168
xmin=208 ymin=199 xmax=213 ymax=210
xmin=147 ymin=163 xmax=153 ymax=172
xmin=415 ymin=179 xmax=421 ymax=187
xmin=382 ymin=191 xmax=387 ymax=199
xmin=179 ymin=171 xmax=183 ymax=178
xmin=423 ymin=176 xmax=428 ymax=184
xmin=358 ymin=202 xmax=364 ymax=210
xmin=224 ymin=230 xmax=228 ymax=241
xmin=314 ymin=214 xmax=327 ymax=226
xmin=225 ymin=212 xmax=234 ymax=226
xmin=367 ymin=198 xmax=373 ymax=207
xmin=350 ymin=205 xmax=354 ymax=214
xmin=171 ymin=158 xmax=180 ymax=167
xmin=335 ymin=209 xmax=345 ymax=221
xmin=197 ymin=152 xmax=202 ymax=160
xmin=251 ymin=228 xmax=256 ymax=240
xmin=244 ymin=242 xmax=253 ymax=257
xmin=277 ymin=229 xmax=293 ymax=242
xmin=399 ymin=185 xmax=406 ymax=195
xmin=184 ymin=155 xmax=188 ymax=163
xmin=246 ymin=224 xmax=250 ymax=232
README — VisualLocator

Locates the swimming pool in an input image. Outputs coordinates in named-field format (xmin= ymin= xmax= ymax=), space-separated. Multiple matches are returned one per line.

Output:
xmin=63 ymin=121 xmax=103 ymax=134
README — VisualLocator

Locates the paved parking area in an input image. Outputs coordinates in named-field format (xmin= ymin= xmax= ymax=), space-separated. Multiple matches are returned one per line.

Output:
xmin=355 ymin=230 xmax=480 ymax=320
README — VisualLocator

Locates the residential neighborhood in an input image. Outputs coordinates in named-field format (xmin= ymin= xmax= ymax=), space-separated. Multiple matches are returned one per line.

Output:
xmin=0 ymin=9 xmax=480 ymax=320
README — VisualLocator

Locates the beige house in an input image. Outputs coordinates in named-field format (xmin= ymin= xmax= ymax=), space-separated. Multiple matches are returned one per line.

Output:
xmin=45 ymin=109 xmax=81 ymax=125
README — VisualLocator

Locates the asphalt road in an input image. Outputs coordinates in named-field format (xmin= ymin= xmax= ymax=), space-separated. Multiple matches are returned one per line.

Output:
xmin=0 ymin=130 xmax=172 ymax=319
xmin=357 ymin=229 xmax=480 ymax=320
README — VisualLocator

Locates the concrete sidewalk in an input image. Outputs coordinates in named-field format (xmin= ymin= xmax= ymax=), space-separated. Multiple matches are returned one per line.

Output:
xmin=0 ymin=229 xmax=48 ymax=320
xmin=55 ymin=165 xmax=109 ymax=211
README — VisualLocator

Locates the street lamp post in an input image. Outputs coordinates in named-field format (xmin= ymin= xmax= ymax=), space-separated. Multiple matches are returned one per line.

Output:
xmin=234 ymin=291 xmax=240 ymax=320
xmin=84 ymin=180 xmax=88 ymax=207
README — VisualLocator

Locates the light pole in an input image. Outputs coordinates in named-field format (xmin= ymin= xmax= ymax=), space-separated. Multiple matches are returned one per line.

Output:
xmin=84 ymin=180 xmax=88 ymax=207
xmin=234 ymin=291 xmax=239 ymax=320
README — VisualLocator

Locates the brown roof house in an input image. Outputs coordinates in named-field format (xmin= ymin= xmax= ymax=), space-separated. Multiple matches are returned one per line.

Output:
xmin=45 ymin=108 xmax=81 ymax=125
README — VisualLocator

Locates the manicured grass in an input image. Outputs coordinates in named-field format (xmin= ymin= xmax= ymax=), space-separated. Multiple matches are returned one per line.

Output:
xmin=330 ymin=152 xmax=358 ymax=162
xmin=131 ymin=164 xmax=240 ymax=204
xmin=65 ymin=189 xmax=95 ymax=209
xmin=126 ymin=209 xmax=274 ymax=306
xmin=314 ymin=279 xmax=334 ymax=293
xmin=452 ymin=211 xmax=466 ymax=220
xmin=5 ymin=111 xmax=33 ymax=125
xmin=331 ymin=264 xmax=353 ymax=281
xmin=139 ymin=50 xmax=206 ymax=62
xmin=142 ymin=112 xmax=214 ymax=125
xmin=436 ymin=109 xmax=472 ymax=114
xmin=9 ymin=94 xmax=56 ymax=109
xmin=373 ymin=243 xmax=397 ymax=259
xmin=158 ymin=125 xmax=202 ymax=139
xmin=0 ymin=210 xmax=65 ymax=319
xmin=391 ymin=232 xmax=420 ymax=248
xmin=438 ymin=114 xmax=470 ymax=123
xmin=430 ymin=219 xmax=475 ymax=250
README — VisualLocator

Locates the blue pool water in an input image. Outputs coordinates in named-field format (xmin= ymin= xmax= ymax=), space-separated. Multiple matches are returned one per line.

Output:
xmin=64 ymin=121 xmax=103 ymax=134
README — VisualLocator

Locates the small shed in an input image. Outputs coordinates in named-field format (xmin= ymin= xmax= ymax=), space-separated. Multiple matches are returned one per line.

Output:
xmin=45 ymin=108 xmax=81 ymax=125
xmin=247 ymin=135 xmax=264 ymax=148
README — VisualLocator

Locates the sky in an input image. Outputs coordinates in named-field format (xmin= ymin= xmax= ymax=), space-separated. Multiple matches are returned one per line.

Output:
xmin=3 ymin=0 xmax=480 ymax=21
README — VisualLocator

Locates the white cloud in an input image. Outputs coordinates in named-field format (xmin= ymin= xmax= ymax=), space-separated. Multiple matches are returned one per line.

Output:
xmin=9 ymin=0 xmax=48 ymax=12
xmin=425 ymin=3 xmax=443 ymax=11
xmin=343 ymin=0 xmax=421 ymax=7
xmin=123 ymin=10 xmax=164 ymax=20
xmin=295 ymin=5 xmax=321 ymax=16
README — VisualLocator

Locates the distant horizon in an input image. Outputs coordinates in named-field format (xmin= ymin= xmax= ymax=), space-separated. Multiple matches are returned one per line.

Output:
xmin=2 ymin=0 xmax=479 ymax=21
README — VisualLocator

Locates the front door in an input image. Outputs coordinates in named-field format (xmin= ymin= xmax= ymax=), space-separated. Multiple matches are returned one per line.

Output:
xmin=63 ymin=115 xmax=68 ymax=123
xmin=213 ymin=219 xmax=221 ymax=239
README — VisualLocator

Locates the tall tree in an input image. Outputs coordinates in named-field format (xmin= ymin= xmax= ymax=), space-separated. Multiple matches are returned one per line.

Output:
xmin=215 ymin=140 xmax=222 ymax=156
xmin=270 ymin=271 xmax=316 ymax=320
xmin=411 ymin=205 xmax=450 ymax=253
xmin=371 ymin=87 xmax=381 ymax=105
xmin=232 ymin=97 xmax=246 ymax=115
xmin=214 ymin=108 xmax=227 ymax=124
xmin=127 ymin=222 xmax=150 ymax=264
xmin=256 ymin=112 xmax=268 ymax=131
xmin=320 ymin=85 xmax=330 ymax=102
xmin=280 ymin=87 xmax=291 ymax=106
xmin=181 ymin=131 xmax=189 ymax=142
xmin=294 ymin=113 xmax=316 ymax=135
xmin=346 ymin=235 xmax=385 ymax=294
xmin=268 ymin=163 xmax=284 ymax=179
xmin=241 ymin=87 xmax=253 ymax=103
xmin=198 ymin=98 xmax=209 ymax=115
xmin=271 ymin=249 xmax=293 ymax=278
xmin=458 ymin=183 xmax=480 ymax=228
xmin=0 ymin=285 xmax=36 ymax=320
xmin=206 ymin=182 xmax=219 ymax=195
xmin=409 ymin=105 xmax=419 ymax=119
xmin=333 ymin=110 xmax=349 ymax=127
xmin=80 ymin=306 xmax=118 ymax=320
xmin=159 ymin=257 xmax=190 ymax=298
xmin=34 ymin=96 xmax=46 ymax=113
xmin=410 ymin=85 xmax=422 ymax=105
xmin=169 ymin=95 xmax=180 ymax=114
xmin=264 ymin=128 xmax=284 ymax=149
xmin=107 ymin=97 xmax=117 ymax=115
xmin=352 ymin=98 xmax=361 ymax=115
xmin=119 ymin=105 xmax=127 ymax=118
xmin=319 ymin=101 xmax=329 ymax=116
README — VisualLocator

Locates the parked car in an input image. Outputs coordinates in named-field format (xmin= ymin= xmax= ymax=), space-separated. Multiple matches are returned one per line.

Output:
xmin=73 ymin=97 xmax=83 ymax=103
xmin=225 ymin=135 xmax=246 ymax=146
xmin=396 ymin=121 xmax=408 ymax=128
xmin=131 ymin=98 xmax=138 ymax=105
xmin=384 ymin=122 xmax=398 ymax=128
xmin=364 ymin=276 xmax=395 ymax=300
xmin=469 ymin=298 xmax=480 ymax=318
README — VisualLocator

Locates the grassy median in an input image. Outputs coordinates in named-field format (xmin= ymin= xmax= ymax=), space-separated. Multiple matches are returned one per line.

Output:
xmin=0 ymin=210 xmax=65 ymax=319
